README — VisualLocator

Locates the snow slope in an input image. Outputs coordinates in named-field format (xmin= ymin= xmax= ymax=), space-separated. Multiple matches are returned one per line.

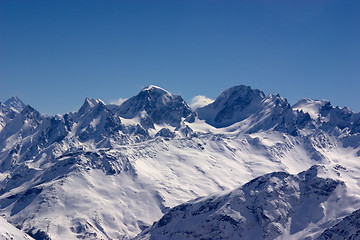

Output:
xmin=0 ymin=215 xmax=34 ymax=240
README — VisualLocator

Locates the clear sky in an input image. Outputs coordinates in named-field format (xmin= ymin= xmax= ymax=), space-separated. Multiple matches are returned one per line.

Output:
xmin=1 ymin=0 xmax=359 ymax=115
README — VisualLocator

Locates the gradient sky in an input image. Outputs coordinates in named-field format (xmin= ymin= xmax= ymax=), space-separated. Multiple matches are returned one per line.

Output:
xmin=1 ymin=0 xmax=359 ymax=115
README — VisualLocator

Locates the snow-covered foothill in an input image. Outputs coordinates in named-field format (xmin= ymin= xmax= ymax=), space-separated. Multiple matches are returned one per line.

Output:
xmin=136 ymin=165 xmax=358 ymax=240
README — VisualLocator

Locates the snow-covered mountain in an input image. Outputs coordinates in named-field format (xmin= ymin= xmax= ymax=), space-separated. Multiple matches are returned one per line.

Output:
xmin=0 ymin=85 xmax=360 ymax=240
xmin=135 ymin=165 xmax=356 ymax=240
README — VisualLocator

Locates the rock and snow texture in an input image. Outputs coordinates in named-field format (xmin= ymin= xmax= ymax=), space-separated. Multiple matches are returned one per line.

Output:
xmin=293 ymin=98 xmax=360 ymax=139
xmin=0 ymin=84 xmax=360 ymax=239
xmin=135 ymin=165 xmax=355 ymax=240
xmin=0 ymin=216 xmax=34 ymax=240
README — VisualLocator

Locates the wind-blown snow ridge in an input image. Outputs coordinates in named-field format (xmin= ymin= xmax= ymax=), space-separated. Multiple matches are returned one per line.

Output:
xmin=141 ymin=85 xmax=170 ymax=94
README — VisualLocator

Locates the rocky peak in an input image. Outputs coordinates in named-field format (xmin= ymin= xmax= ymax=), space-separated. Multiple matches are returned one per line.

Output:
xmin=78 ymin=98 xmax=106 ymax=116
xmin=4 ymin=96 xmax=26 ymax=113
xmin=117 ymin=85 xmax=195 ymax=128
xmin=197 ymin=85 xmax=267 ymax=128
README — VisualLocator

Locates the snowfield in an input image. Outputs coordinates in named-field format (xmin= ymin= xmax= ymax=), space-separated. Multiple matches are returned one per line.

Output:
xmin=1 ymin=85 xmax=360 ymax=239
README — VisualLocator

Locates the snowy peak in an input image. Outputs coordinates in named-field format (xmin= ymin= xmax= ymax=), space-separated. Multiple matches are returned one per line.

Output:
xmin=78 ymin=98 xmax=106 ymax=115
xmin=196 ymin=85 xmax=302 ymax=134
xmin=207 ymin=85 xmax=266 ymax=111
xmin=4 ymin=96 xmax=26 ymax=113
xmin=117 ymin=85 xmax=195 ymax=128
xmin=197 ymin=85 xmax=266 ymax=127
xmin=75 ymin=98 xmax=124 ymax=144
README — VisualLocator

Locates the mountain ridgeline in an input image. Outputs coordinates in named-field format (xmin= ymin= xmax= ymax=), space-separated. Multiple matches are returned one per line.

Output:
xmin=1 ymin=85 xmax=360 ymax=240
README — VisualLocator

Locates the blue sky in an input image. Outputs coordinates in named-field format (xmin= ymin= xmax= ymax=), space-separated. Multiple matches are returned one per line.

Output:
xmin=1 ymin=0 xmax=359 ymax=114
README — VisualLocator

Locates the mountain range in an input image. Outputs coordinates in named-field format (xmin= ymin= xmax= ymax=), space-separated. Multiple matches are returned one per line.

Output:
xmin=1 ymin=85 xmax=360 ymax=239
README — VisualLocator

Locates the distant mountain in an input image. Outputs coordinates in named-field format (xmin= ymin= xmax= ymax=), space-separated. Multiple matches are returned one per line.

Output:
xmin=1 ymin=85 xmax=360 ymax=240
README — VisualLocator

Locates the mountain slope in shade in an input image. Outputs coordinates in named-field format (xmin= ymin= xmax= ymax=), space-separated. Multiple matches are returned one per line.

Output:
xmin=136 ymin=165 xmax=354 ymax=240
xmin=316 ymin=209 xmax=360 ymax=240
xmin=0 ymin=216 xmax=34 ymax=240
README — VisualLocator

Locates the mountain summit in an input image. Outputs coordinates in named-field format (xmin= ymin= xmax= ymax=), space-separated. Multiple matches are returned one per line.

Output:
xmin=4 ymin=97 xmax=26 ymax=113
xmin=116 ymin=85 xmax=195 ymax=128
xmin=197 ymin=85 xmax=266 ymax=127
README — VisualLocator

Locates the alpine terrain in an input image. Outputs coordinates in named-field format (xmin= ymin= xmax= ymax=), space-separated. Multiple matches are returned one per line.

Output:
xmin=1 ymin=85 xmax=360 ymax=240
